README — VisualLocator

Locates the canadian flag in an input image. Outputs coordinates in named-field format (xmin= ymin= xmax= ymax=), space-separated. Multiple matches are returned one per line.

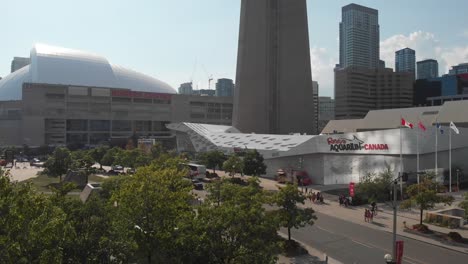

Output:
xmin=401 ymin=118 xmax=413 ymax=129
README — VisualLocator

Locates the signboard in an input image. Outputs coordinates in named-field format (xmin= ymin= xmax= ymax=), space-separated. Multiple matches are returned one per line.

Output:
xmin=111 ymin=90 xmax=172 ymax=100
xmin=396 ymin=240 xmax=404 ymax=264
xmin=327 ymin=135 xmax=389 ymax=153
xmin=349 ymin=182 xmax=355 ymax=197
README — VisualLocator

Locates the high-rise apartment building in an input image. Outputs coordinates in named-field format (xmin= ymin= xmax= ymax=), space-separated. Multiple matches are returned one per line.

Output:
xmin=215 ymin=78 xmax=234 ymax=97
xmin=318 ymin=97 xmax=335 ymax=133
xmin=417 ymin=59 xmax=438 ymax=80
xmin=339 ymin=4 xmax=379 ymax=69
xmin=335 ymin=67 xmax=414 ymax=119
xmin=233 ymin=0 xmax=316 ymax=134
xmin=395 ymin=48 xmax=415 ymax=75
xmin=178 ymin=82 xmax=193 ymax=95
xmin=312 ymin=81 xmax=319 ymax=134
xmin=11 ymin=57 xmax=30 ymax=73
xmin=449 ymin=63 xmax=468 ymax=75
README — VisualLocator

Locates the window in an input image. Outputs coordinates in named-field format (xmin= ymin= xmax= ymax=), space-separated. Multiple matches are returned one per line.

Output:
xmin=90 ymin=120 xmax=110 ymax=131
xmin=67 ymin=119 xmax=88 ymax=131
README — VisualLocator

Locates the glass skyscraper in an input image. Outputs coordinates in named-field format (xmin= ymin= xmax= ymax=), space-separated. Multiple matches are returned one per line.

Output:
xmin=417 ymin=59 xmax=438 ymax=80
xmin=395 ymin=48 xmax=415 ymax=75
xmin=339 ymin=4 xmax=379 ymax=69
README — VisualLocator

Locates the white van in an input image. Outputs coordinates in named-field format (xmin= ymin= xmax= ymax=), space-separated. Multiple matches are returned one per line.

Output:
xmin=183 ymin=163 xmax=207 ymax=179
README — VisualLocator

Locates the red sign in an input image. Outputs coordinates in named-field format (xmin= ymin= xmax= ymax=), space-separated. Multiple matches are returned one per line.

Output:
xmin=327 ymin=135 xmax=389 ymax=152
xmin=349 ymin=182 xmax=355 ymax=197
xmin=396 ymin=240 xmax=404 ymax=264
xmin=111 ymin=90 xmax=172 ymax=100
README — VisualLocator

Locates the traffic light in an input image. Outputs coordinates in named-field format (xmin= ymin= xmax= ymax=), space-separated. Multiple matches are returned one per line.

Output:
xmin=401 ymin=172 xmax=409 ymax=182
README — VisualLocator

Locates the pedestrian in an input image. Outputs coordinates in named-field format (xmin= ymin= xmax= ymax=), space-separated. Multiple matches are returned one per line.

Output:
xmin=371 ymin=201 xmax=377 ymax=216
xmin=364 ymin=209 xmax=369 ymax=222
xmin=348 ymin=196 xmax=353 ymax=206
xmin=305 ymin=187 xmax=308 ymax=193
xmin=339 ymin=195 xmax=343 ymax=206
xmin=311 ymin=192 xmax=316 ymax=203
xmin=369 ymin=210 xmax=374 ymax=222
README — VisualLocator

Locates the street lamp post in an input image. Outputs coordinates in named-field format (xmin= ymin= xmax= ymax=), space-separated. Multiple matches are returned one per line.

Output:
xmin=456 ymin=169 xmax=460 ymax=192
xmin=388 ymin=172 xmax=407 ymax=263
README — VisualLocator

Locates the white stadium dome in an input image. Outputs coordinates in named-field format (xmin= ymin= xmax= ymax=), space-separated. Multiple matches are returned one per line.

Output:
xmin=0 ymin=44 xmax=176 ymax=100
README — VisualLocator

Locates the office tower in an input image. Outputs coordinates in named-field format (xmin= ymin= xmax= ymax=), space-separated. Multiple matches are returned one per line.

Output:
xmin=233 ymin=0 xmax=315 ymax=134
xmin=448 ymin=63 xmax=468 ymax=75
xmin=417 ymin=59 xmax=438 ymax=79
xmin=192 ymin=89 xmax=215 ymax=96
xmin=339 ymin=4 xmax=379 ymax=69
xmin=318 ymin=97 xmax=335 ymax=133
xmin=395 ymin=48 xmax=415 ymax=75
xmin=11 ymin=57 xmax=30 ymax=73
xmin=379 ymin=60 xmax=386 ymax=69
xmin=215 ymin=78 xmax=234 ymax=97
xmin=178 ymin=82 xmax=193 ymax=95
xmin=335 ymin=67 xmax=414 ymax=119
xmin=312 ymin=81 xmax=319 ymax=134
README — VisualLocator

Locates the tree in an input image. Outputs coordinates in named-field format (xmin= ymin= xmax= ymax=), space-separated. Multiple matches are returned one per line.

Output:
xmin=110 ymin=159 xmax=194 ymax=263
xmin=355 ymin=167 xmax=393 ymax=203
xmin=0 ymin=168 xmax=73 ymax=263
xmin=273 ymin=183 xmax=317 ymax=241
xmin=198 ymin=150 xmax=226 ymax=173
xmin=116 ymin=149 xmax=152 ymax=169
xmin=90 ymin=145 xmax=109 ymax=169
xmin=458 ymin=192 xmax=468 ymax=220
xmin=150 ymin=142 xmax=164 ymax=159
xmin=242 ymin=149 xmax=267 ymax=176
xmin=71 ymin=149 xmax=94 ymax=174
xmin=196 ymin=178 xmax=279 ymax=263
xmin=401 ymin=173 xmax=454 ymax=225
xmin=101 ymin=147 xmax=123 ymax=166
xmin=222 ymin=154 xmax=244 ymax=176
xmin=43 ymin=147 xmax=72 ymax=181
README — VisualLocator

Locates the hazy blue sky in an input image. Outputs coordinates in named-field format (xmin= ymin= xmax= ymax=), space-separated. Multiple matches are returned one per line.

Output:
xmin=2 ymin=0 xmax=468 ymax=97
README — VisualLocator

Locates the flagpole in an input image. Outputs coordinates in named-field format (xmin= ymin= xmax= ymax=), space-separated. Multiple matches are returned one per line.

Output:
xmin=400 ymin=125 xmax=403 ymax=198
xmin=417 ymin=128 xmax=420 ymax=184
xmin=449 ymin=124 xmax=452 ymax=192
xmin=435 ymin=123 xmax=438 ymax=176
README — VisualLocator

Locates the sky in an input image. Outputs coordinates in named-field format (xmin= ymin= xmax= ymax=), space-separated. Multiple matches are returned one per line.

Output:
xmin=2 ymin=0 xmax=468 ymax=98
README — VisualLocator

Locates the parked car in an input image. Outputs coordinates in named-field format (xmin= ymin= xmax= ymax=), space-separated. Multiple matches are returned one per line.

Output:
xmin=192 ymin=179 xmax=204 ymax=190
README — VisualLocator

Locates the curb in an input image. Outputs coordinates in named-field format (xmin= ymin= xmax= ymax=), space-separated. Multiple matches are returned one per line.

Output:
xmin=277 ymin=231 xmax=343 ymax=264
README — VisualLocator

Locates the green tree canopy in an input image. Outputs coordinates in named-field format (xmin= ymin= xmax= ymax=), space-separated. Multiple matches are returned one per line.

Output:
xmin=198 ymin=150 xmax=226 ymax=173
xmin=242 ymin=149 xmax=267 ymax=176
xmin=222 ymin=154 xmax=244 ymax=176
xmin=110 ymin=160 xmax=194 ymax=263
xmin=43 ymin=147 xmax=72 ymax=181
xmin=196 ymin=177 xmax=279 ymax=263
xmin=100 ymin=147 xmax=124 ymax=167
xmin=0 ymin=168 xmax=73 ymax=263
xmin=89 ymin=145 xmax=109 ymax=169
xmin=355 ymin=167 xmax=393 ymax=203
xmin=401 ymin=172 xmax=454 ymax=225
xmin=273 ymin=183 xmax=317 ymax=241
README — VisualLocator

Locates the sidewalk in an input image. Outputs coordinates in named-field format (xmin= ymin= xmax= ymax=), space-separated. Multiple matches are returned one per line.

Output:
xmin=250 ymin=176 xmax=468 ymax=254
xmin=297 ymin=184 xmax=468 ymax=254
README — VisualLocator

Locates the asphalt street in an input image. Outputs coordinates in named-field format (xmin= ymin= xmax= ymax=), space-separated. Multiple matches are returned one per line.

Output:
xmin=287 ymin=212 xmax=468 ymax=264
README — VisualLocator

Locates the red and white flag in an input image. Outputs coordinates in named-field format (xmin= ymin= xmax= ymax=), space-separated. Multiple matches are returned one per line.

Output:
xmin=418 ymin=121 xmax=426 ymax=131
xmin=401 ymin=118 xmax=413 ymax=129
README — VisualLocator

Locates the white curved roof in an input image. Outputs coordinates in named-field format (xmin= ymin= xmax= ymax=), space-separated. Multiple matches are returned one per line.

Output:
xmin=0 ymin=44 xmax=175 ymax=100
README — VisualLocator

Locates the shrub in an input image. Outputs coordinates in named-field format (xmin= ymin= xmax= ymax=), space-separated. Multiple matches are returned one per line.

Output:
xmin=413 ymin=224 xmax=430 ymax=233
xmin=448 ymin=232 xmax=463 ymax=243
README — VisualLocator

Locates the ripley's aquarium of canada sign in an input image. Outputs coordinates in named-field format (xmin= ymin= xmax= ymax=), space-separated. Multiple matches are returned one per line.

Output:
xmin=327 ymin=136 xmax=389 ymax=153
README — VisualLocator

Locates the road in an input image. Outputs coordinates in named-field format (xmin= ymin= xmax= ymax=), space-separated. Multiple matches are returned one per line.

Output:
xmin=288 ymin=212 xmax=468 ymax=264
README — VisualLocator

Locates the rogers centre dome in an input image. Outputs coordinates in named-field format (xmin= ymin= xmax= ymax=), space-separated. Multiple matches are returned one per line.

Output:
xmin=0 ymin=44 xmax=176 ymax=100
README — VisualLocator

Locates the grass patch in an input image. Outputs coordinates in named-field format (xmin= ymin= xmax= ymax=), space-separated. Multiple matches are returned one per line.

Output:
xmin=25 ymin=174 xmax=107 ymax=193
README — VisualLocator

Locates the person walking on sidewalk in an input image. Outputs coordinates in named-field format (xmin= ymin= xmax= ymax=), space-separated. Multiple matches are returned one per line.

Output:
xmin=364 ymin=209 xmax=369 ymax=222
xmin=371 ymin=201 xmax=377 ymax=216
xmin=311 ymin=192 xmax=316 ymax=203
